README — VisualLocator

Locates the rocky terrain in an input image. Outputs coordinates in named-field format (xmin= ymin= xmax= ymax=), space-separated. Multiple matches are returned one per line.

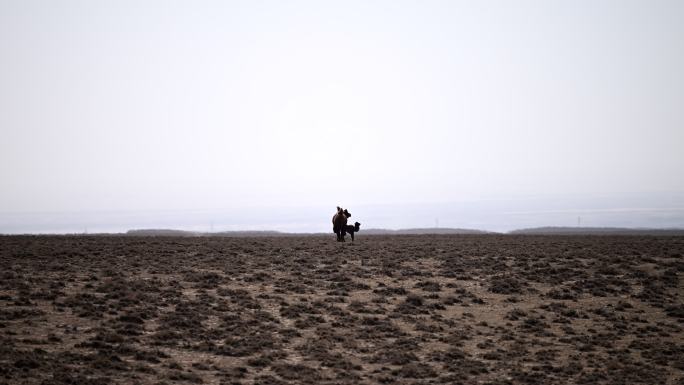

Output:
xmin=1 ymin=234 xmax=683 ymax=384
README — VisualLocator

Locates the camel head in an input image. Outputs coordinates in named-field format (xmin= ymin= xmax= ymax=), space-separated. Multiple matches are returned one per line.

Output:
xmin=354 ymin=222 xmax=361 ymax=231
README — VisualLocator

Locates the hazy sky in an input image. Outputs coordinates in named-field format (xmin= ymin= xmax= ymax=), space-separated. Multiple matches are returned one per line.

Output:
xmin=2 ymin=1 xmax=683 ymax=219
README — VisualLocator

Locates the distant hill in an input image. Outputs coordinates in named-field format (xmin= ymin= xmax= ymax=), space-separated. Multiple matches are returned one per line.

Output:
xmin=125 ymin=227 xmax=684 ymax=237
xmin=126 ymin=229 xmax=198 ymax=236
xmin=509 ymin=227 xmax=684 ymax=235
xmin=212 ymin=230 xmax=291 ymax=237
xmin=125 ymin=227 xmax=491 ymax=237
xmin=126 ymin=229 xmax=288 ymax=237
xmin=363 ymin=227 xmax=492 ymax=235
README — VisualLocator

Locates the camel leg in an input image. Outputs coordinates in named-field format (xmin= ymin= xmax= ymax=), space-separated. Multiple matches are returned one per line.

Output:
xmin=351 ymin=232 xmax=354 ymax=242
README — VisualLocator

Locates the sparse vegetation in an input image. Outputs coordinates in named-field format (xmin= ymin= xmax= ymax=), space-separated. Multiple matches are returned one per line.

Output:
xmin=0 ymin=234 xmax=682 ymax=384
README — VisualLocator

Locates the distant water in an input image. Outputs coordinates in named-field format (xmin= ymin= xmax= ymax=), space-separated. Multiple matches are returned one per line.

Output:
xmin=2 ymin=193 xmax=684 ymax=234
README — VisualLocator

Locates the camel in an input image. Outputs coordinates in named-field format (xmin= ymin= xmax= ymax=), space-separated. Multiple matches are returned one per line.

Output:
xmin=332 ymin=206 xmax=352 ymax=241
xmin=344 ymin=222 xmax=361 ymax=242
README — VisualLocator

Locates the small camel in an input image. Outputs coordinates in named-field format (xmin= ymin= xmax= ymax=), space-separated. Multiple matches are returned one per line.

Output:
xmin=344 ymin=222 xmax=361 ymax=242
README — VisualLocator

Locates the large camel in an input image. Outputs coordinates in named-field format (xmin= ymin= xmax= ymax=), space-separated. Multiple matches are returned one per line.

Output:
xmin=332 ymin=206 xmax=352 ymax=242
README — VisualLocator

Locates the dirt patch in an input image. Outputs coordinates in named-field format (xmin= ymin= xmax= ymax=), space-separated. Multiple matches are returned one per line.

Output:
xmin=0 ymin=234 xmax=683 ymax=384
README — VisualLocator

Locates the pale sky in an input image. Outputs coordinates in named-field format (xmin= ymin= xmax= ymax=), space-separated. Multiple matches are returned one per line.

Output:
xmin=1 ymin=1 xmax=683 ymax=228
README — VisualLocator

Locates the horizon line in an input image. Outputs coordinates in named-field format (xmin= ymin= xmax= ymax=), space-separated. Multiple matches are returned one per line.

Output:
xmin=3 ymin=225 xmax=684 ymax=236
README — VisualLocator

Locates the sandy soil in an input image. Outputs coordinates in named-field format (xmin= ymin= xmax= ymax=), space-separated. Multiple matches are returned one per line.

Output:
xmin=1 ymin=234 xmax=683 ymax=385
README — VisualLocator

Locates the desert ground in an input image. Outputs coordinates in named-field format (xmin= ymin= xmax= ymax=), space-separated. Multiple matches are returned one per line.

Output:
xmin=1 ymin=234 xmax=683 ymax=385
